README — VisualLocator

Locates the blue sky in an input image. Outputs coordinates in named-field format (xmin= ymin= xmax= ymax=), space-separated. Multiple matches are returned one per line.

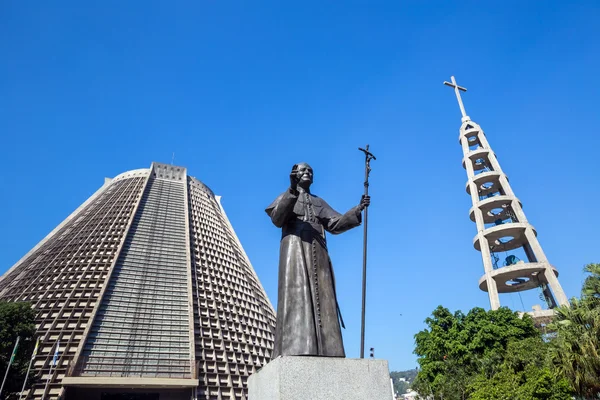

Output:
xmin=1 ymin=1 xmax=599 ymax=371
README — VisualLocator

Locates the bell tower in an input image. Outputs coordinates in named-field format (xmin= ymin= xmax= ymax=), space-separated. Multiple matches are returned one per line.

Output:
xmin=444 ymin=76 xmax=569 ymax=316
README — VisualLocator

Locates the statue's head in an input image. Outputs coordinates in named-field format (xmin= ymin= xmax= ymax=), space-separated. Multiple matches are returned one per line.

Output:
xmin=292 ymin=162 xmax=313 ymax=189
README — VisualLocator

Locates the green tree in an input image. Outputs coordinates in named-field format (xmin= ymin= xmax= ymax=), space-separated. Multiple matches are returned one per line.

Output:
xmin=0 ymin=301 xmax=36 ymax=400
xmin=550 ymin=263 xmax=600 ymax=399
xmin=413 ymin=263 xmax=600 ymax=399
xmin=582 ymin=263 xmax=600 ymax=302
xmin=413 ymin=306 xmax=539 ymax=400
xmin=413 ymin=306 xmax=575 ymax=400
xmin=470 ymin=337 xmax=572 ymax=400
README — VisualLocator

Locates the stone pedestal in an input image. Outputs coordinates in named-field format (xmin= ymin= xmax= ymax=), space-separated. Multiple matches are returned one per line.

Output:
xmin=248 ymin=356 xmax=393 ymax=400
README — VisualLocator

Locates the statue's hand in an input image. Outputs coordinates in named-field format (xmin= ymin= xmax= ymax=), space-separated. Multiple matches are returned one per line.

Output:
xmin=289 ymin=173 xmax=300 ymax=196
xmin=359 ymin=195 xmax=371 ymax=210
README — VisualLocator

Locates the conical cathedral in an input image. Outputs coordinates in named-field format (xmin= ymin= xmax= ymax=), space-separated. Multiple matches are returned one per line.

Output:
xmin=0 ymin=162 xmax=276 ymax=400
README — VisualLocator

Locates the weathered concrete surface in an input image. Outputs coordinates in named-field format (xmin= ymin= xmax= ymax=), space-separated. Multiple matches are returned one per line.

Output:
xmin=248 ymin=356 xmax=393 ymax=400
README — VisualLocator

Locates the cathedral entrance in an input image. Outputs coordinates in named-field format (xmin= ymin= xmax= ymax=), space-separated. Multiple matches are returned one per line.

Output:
xmin=66 ymin=387 xmax=192 ymax=400
xmin=101 ymin=393 xmax=159 ymax=400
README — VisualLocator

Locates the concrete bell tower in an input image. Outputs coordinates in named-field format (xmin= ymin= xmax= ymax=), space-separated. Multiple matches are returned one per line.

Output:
xmin=444 ymin=76 xmax=569 ymax=317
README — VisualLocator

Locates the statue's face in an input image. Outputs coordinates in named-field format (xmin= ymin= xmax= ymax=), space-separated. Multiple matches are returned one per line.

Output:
xmin=295 ymin=163 xmax=313 ymax=188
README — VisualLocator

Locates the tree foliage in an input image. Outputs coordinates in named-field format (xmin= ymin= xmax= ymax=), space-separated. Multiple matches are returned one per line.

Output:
xmin=470 ymin=338 xmax=572 ymax=400
xmin=549 ymin=263 xmax=600 ymax=399
xmin=0 ymin=301 xmax=36 ymax=400
xmin=413 ymin=306 xmax=571 ymax=400
xmin=413 ymin=263 xmax=600 ymax=400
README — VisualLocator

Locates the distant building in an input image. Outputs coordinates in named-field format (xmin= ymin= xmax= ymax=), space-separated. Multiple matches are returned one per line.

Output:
xmin=402 ymin=390 xmax=419 ymax=400
xmin=0 ymin=162 xmax=276 ymax=400
xmin=402 ymin=390 xmax=430 ymax=400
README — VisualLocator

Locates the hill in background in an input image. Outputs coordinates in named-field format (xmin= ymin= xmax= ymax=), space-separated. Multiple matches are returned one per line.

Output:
xmin=390 ymin=369 xmax=418 ymax=395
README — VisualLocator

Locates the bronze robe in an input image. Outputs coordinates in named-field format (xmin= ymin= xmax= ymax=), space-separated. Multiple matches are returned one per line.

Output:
xmin=266 ymin=189 xmax=362 ymax=358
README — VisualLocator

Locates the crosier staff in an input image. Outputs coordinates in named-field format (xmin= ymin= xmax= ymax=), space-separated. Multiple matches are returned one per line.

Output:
xmin=358 ymin=145 xmax=375 ymax=359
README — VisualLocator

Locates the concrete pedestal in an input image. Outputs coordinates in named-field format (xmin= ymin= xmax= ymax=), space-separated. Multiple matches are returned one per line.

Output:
xmin=248 ymin=356 xmax=393 ymax=400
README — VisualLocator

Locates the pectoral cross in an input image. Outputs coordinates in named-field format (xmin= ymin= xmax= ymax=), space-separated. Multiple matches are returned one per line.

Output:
xmin=444 ymin=76 xmax=470 ymax=122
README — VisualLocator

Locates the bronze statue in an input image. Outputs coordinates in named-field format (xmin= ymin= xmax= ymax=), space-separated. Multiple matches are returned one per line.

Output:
xmin=266 ymin=163 xmax=370 ymax=358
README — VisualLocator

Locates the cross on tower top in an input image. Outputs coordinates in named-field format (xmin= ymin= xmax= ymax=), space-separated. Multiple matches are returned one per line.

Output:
xmin=444 ymin=76 xmax=470 ymax=122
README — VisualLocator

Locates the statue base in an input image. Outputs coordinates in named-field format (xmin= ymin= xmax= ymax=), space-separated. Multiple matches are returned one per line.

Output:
xmin=247 ymin=356 xmax=393 ymax=400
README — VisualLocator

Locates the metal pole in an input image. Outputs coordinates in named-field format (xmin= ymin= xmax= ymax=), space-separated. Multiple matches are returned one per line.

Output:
xmin=19 ymin=339 xmax=37 ymax=400
xmin=42 ymin=363 xmax=54 ymax=400
xmin=42 ymin=340 xmax=59 ymax=400
xmin=358 ymin=145 xmax=375 ymax=358
xmin=18 ymin=357 xmax=34 ymax=400
xmin=0 ymin=336 xmax=20 ymax=397
xmin=20 ymin=337 xmax=40 ymax=400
